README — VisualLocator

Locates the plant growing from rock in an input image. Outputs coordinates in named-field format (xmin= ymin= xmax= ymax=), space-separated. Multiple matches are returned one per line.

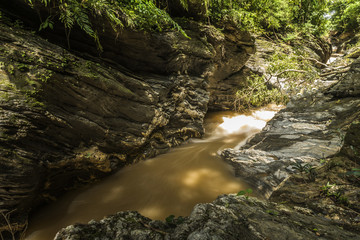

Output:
xmin=165 ymin=215 xmax=185 ymax=227
xmin=291 ymin=161 xmax=315 ymax=173
xmin=237 ymin=188 xmax=253 ymax=199
xmin=320 ymin=181 xmax=335 ymax=196
xmin=234 ymin=74 xmax=287 ymax=111
xmin=291 ymin=161 xmax=317 ymax=182
xmin=319 ymin=182 xmax=349 ymax=205
xmin=267 ymin=50 xmax=319 ymax=95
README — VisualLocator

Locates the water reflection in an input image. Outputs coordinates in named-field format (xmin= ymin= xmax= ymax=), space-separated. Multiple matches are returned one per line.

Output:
xmin=25 ymin=106 xmax=279 ymax=240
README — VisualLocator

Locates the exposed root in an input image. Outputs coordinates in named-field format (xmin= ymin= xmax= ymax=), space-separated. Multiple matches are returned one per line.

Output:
xmin=0 ymin=210 xmax=28 ymax=240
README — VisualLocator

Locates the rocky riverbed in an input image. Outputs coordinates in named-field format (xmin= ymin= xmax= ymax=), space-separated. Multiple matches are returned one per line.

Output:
xmin=1 ymin=2 xmax=359 ymax=239
xmin=55 ymin=54 xmax=360 ymax=240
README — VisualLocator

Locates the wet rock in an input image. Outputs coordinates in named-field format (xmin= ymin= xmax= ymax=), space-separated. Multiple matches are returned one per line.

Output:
xmin=55 ymin=195 xmax=359 ymax=240
xmin=208 ymin=38 xmax=271 ymax=111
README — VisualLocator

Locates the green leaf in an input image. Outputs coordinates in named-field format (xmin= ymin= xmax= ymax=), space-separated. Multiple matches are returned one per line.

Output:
xmin=165 ymin=215 xmax=175 ymax=223
xmin=237 ymin=191 xmax=246 ymax=196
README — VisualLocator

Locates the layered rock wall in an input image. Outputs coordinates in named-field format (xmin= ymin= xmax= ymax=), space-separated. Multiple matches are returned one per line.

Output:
xmin=0 ymin=12 xmax=253 ymax=238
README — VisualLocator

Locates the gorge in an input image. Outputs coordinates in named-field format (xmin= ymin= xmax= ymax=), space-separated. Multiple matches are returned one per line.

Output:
xmin=25 ymin=107 xmax=279 ymax=240
xmin=0 ymin=0 xmax=360 ymax=239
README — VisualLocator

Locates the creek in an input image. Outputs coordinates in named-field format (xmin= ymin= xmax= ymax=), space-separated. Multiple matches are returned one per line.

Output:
xmin=25 ymin=106 xmax=280 ymax=240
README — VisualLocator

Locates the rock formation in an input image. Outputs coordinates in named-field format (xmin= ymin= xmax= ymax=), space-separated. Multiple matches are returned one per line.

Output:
xmin=1 ymin=2 xmax=359 ymax=239
xmin=222 ymin=57 xmax=360 ymax=198
xmin=0 ymin=8 xmax=254 ymax=238
xmin=54 ymin=194 xmax=359 ymax=240
xmin=52 ymin=46 xmax=360 ymax=240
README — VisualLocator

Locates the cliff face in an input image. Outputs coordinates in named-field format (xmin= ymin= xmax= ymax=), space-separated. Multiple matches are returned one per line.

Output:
xmin=0 ymin=13 xmax=254 ymax=238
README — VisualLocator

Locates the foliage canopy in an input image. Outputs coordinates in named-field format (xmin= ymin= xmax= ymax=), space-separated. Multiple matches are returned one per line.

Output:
xmin=209 ymin=0 xmax=330 ymax=36
xmin=23 ymin=0 xmax=359 ymax=49
xmin=329 ymin=0 xmax=360 ymax=33
xmin=25 ymin=0 xmax=187 ymax=49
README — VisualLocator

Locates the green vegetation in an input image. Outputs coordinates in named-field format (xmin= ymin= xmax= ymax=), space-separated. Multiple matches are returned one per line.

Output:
xmin=329 ymin=0 xmax=360 ymax=33
xmin=320 ymin=182 xmax=349 ymax=205
xmin=233 ymin=39 xmax=321 ymax=112
xmin=26 ymin=0 xmax=188 ymax=49
xmin=268 ymin=51 xmax=317 ymax=81
xmin=291 ymin=161 xmax=315 ymax=174
xmin=165 ymin=215 xmax=185 ymax=227
xmin=23 ymin=0 xmax=180 ymax=46
xmin=16 ymin=0 xmax=360 ymax=113
xmin=236 ymin=188 xmax=253 ymax=199
xmin=320 ymin=182 xmax=336 ymax=196
xmin=267 ymin=49 xmax=319 ymax=92
xmin=209 ymin=0 xmax=328 ymax=36
xmin=234 ymin=74 xmax=287 ymax=112
xmin=291 ymin=161 xmax=317 ymax=182
xmin=25 ymin=0 xmax=349 ymax=50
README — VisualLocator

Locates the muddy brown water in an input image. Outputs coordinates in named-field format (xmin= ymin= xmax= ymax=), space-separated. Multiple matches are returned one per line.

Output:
xmin=25 ymin=106 xmax=280 ymax=240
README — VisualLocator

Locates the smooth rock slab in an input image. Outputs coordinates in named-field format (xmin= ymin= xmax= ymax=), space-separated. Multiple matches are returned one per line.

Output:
xmin=221 ymin=58 xmax=360 ymax=198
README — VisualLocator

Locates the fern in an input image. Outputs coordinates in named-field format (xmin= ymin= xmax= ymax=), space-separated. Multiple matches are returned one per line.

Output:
xmin=87 ymin=0 xmax=126 ymax=30
xmin=71 ymin=1 xmax=96 ymax=38
xmin=25 ymin=0 xmax=190 ymax=50
xmin=59 ymin=2 xmax=75 ymax=29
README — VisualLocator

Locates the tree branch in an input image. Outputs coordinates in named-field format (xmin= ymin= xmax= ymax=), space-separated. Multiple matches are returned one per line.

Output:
xmin=299 ymin=56 xmax=328 ymax=68
xmin=320 ymin=68 xmax=350 ymax=77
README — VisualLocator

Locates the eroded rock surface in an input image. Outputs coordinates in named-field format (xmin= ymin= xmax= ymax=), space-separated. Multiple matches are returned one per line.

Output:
xmin=271 ymin=121 xmax=360 ymax=227
xmin=53 ymin=54 xmax=359 ymax=240
xmin=0 ymin=18 xmax=253 ymax=238
xmin=54 ymin=194 xmax=359 ymax=240
xmin=221 ymin=58 xmax=360 ymax=198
